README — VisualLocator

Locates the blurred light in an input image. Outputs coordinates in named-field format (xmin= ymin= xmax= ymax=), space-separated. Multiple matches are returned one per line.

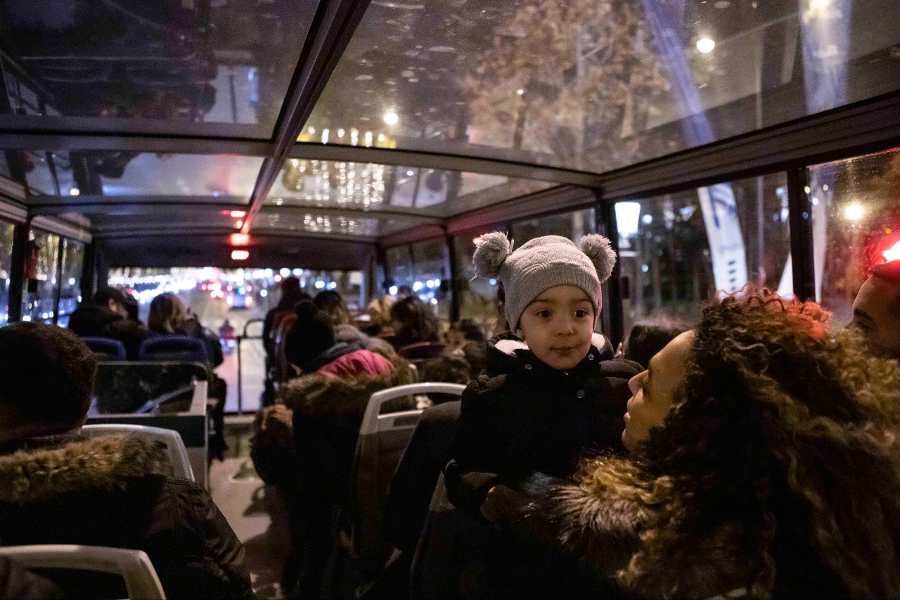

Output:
xmin=322 ymin=128 xmax=330 ymax=144
xmin=327 ymin=281 xmax=337 ymax=290
xmin=615 ymin=202 xmax=642 ymax=237
xmin=229 ymin=233 xmax=250 ymax=246
xmin=260 ymin=289 xmax=268 ymax=298
xmin=383 ymin=110 xmax=399 ymax=126
xmin=292 ymin=268 xmax=303 ymax=276
xmin=406 ymin=170 xmax=415 ymax=177
xmin=280 ymin=268 xmax=291 ymax=277
xmin=430 ymin=298 xmax=438 ymax=305
xmin=489 ymin=278 xmax=497 ymax=286
xmin=884 ymin=240 xmax=900 ymax=263
xmin=315 ymin=280 xmax=326 ymax=289
xmin=389 ymin=285 xmax=399 ymax=296
xmin=413 ymin=281 xmax=424 ymax=292
xmin=696 ymin=37 xmax=716 ymax=54
xmin=804 ymin=185 xmax=811 ymax=194
xmin=69 ymin=187 xmax=80 ymax=196
xmin=516 ymin=88 xmax=525 ymax=96
xmin=68 ymin=277 xmax=76 ymax=285
xmin=842 ymin=201 xmax=865 ymax=222
xmin=230 ymin=210 xmax=246 ymax=218
xmin=641 ymin=214 xmax=653 ymax=225
xmin=234 ymin=220 xmax=243 ymax=228
xmin=641 ymin=264 xmax=650 ymax=273
xmin=823 ymin=184 xmax=830 ymax=191
xmin=274 ymin=274 xmax=282 ymax=283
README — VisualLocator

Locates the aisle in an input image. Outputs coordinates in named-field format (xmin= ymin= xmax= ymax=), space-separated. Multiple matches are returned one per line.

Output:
xmin=209 ymin=419 xmax=292 ymax=599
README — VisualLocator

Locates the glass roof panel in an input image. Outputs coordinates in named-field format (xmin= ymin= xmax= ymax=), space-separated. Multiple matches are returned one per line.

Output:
xmin=19 ymin=151 xmax=263 ymax=202
xmin=305 ymin=0 xmax=900 ymax=173
xmin=87 ymin=207 xmax=238 ymax=232
xmin=0 ymin=1 xmax=317 ymax=138
xmin=251 ymin=209 xmax=429 ymax=239
xmin=267 ymin=158 xmax=554 ymax=217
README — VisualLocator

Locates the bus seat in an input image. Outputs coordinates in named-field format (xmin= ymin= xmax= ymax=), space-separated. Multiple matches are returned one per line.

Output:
xmin=82 ymin=424 xmax=195 ymax=482
xmin=351 ymin=383 xmax=465 ymax=575
xmin=139 ymin=336 xmax=208 ymax=363
xmin=93 ymin=362 xmax=208 ymax=414
xmin=81 ymin=337 xmax=127 ymax=361
xmin=0 ymin=545 xmax=165 ymax=600
xmin=398 ymin=342 xmax=446 ymax=364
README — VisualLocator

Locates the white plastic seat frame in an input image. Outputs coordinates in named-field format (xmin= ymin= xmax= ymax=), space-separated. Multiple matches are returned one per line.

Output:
xmin=360 ymin=382 xmax=466 ymax=436
xmin=81 ymin=424 xmax=195 ymax=482
xmin=0 ymin=544 xmax=166 ymax=599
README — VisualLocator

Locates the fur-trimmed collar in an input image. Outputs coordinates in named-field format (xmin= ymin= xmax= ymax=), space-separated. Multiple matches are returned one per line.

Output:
xmin=493 ymin=332 xmax=609 ymax=356
xmin=0 ymin=434 xmax=172 ymax=506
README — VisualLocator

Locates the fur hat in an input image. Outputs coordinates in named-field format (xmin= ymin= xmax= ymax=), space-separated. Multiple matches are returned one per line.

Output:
xmin=284 ymin=301 xmax=335 ymax=371
xmin=472 ymin=232 xmax=616 ymax=330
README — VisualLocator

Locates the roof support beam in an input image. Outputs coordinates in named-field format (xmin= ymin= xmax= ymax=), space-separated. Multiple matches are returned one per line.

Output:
xmin=241 ymin=0 xmax=373 ymax=234
xmin=0 ymin=131 xmax=272 ymax=156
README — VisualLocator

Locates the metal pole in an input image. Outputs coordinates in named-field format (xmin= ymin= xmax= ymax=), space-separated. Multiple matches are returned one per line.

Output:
xmin=788 ymin=167 xmax=815 ymax=300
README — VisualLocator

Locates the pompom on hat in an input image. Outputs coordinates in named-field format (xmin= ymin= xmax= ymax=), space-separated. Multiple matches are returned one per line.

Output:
xmin=473 ymin=231 xmax=616 ymax=330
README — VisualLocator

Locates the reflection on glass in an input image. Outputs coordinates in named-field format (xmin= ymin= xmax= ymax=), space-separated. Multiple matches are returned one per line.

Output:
xmin=24 ymin=151 xmax=264 ymax=200
xmin=24 ymin=230 xmax=60 ymax=322
xmin=306 ymin=0 xmax=900 ymax=173
xmin=412 ymin=239 xmax=450 ymax=320
xmin=810 ymin=147 xmax=900 ymax=324
xmin=0 ymin=221 xmax=14 ymax=325
xmin=454 ymin=227 xmax=506 ymax=331
xmin=253 ymin=210 xmax=427 ymax=238
xmin=269 ymin=159 xmax=552 ymax=217
xmin=59 ymin=239 xmax=85 ymax=317
xmin=616 ymin=173 xmax=790 ymax=334
xmin=385 ymin=246 xmax=414 ymax=292
xmin=511 ymin=209 xmax=595 ymax=245
xmin=0 ymin=1 xmax=316 ymax=137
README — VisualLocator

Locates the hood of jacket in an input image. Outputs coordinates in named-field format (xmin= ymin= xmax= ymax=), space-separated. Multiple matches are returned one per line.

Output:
xmin=0 ymin=434 xmax=172 ymax=507
xmin=279 ymin=354 xmax=415 ymax=420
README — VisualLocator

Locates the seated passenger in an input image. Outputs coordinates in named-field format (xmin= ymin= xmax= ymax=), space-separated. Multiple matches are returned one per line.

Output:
xmin=481 ymin=291 xmax=900 ymax=599
xmin=147 ymin=293 xmax=224 ymax=367
xmin=619 ymin=318 xmax=689 ymax=369
xmin=0 ymin=323 xmax=253 ymax=599
xmin=851 ymin=259 xmax=900 ymax=360
xmin=389 ymin=295 xmax=440 ymax=350
xmin=315 ymin=290 xmax=396 ymax=357
xmin=445 ymin=232 xmax=639 ymax=517
xmin=68 ymin=287 xmax=150 ymax=360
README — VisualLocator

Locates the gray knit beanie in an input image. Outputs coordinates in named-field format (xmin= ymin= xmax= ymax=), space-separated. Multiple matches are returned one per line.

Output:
xmin=472 ymin=232 xmax=616 ymax=330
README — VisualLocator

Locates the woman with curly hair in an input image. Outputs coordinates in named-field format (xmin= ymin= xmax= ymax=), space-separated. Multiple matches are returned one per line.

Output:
xmin=479 ymin=290 xmax=900 ymax=599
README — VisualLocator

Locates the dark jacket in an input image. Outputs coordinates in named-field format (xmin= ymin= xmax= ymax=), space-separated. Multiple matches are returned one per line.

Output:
xmin=68 ymin=304 xmax=151 ymax=360
xmin=447 ymin=336 xmax=640 ymax=515
xmin=175 ymin=317 xmax=224 ymax=368
xmin=0 ymin=433 xmax=254 ymax=600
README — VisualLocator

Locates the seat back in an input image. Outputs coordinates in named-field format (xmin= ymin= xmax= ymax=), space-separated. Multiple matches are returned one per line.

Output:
xmin=0 ymin=545 xmax=165 ymax=600
xmin=352 ymin=383 xmax=465 ymax=571
xmin=82 ymin=337 xmax=127 ymax=361
xmin=139 ymin=335 xmax=208 ymax=363
xmin=398 ymin=342 xmax=446 ymax=364
xmin=82 ymin=423 xmax=195 ymax=481
xmin=93 ymin=361 xmax=208 ymax=414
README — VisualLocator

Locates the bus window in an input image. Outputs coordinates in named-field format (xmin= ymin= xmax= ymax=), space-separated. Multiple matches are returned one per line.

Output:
xmin=385 ymin=246 xmax=414 ymax=295
xmin=454 ymin=227 xmax=504 ymax=329
xmin=57 ymin=239 xmax=85 ymax=327
xmin=0 ymin=221 xmax=13 ymax=326
xmin=23 ymin=230 xmax=60 ymax=323
xmin=411 ymin=238 xmax=450 ymax=321
xmin=616 ymin=173 xmax=790 ymax=333
xmin=811 ymin=147 xmax=900 ymax=325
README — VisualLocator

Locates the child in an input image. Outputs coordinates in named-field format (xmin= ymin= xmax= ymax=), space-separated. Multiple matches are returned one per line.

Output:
xmin=445 ymin=232 xmax=640 ymax=516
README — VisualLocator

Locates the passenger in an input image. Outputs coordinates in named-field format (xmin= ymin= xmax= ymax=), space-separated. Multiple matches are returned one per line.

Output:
xmin=262 ymin=276 xmax=310 ymax=358
xmin=314 ymin=290 xmax=396 ymax=357
xmin=0 ymin=323 xmax=253 ymax=599
xmin=445 ymin=318 xmax=486 ymax=354
xmin=389 ymin=295 xmax=440 ymax=350
xmin=421 ymin=354 xmax=475 ymax=386
xmin=619 ymin=318 xmax=689 ymax=369
xmin=68 ymin=287 xmax=150 ymax=360
xmin=272 ymin=302 xmax=415 ymax=597
xmin=480 ymin=291 xmax=900 ymax=599
xmin=851 ymin=259 xmax=900 ymax=360
xmin=147 ymin=293 xmax=224 ymax=368
xmin=445 ymin=232 xmax=639 ymax=518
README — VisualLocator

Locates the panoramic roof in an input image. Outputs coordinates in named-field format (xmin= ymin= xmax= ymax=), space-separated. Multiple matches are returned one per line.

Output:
xmin=0 ymin=0 xmax=897 ymax=242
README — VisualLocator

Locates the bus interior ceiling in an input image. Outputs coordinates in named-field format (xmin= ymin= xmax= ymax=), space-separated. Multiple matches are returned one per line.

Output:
xmin=0 ymin=0 xmax=899 ymax=596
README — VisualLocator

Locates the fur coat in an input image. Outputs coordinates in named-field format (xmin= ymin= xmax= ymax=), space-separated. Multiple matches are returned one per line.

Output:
xmin=0 ymin=434 xmax=253 ymax=600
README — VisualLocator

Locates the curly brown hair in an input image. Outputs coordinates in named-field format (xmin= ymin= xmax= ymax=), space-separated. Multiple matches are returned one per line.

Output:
xmin=579 ymin=289 xmax=900 ymax=599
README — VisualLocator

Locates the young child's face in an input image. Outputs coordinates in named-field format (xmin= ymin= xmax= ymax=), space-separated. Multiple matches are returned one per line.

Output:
xmin=519 ymin=285 xmax=595 ymax=370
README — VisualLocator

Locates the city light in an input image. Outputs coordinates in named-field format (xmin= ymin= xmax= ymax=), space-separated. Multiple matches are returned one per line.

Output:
xmin=230 ymin=250 xmax=249 ymax=261
xmin=696 ymin=37 xmax=716 ymax=54
xmin=229 ymin=233 xmax=250 ymax=246
xmin=842 ymin=201 xmax=865 ymax=222
xmin=516 ymin=88 xmax=525 ymax=96
xmin=69 ymin=187 xmax=80 ymax=196
xmin=383 ymin=110 xmax=399 ymax=126
xmin=615 ymin=202 xmax=642 ymax=237
xmin=230 ymin=210 xmax=246 ymax=218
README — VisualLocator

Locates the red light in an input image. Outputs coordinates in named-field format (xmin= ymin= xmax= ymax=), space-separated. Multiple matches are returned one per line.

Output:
xmin=231 ymin=249 xmax=250 ymax=261
xmin=229 ymin=233 xmax=250 ymax=246
xmin=883 ymin=240 xmax=900 ymax=263
xmin=230 ymin=210 xmax=246 ymax=218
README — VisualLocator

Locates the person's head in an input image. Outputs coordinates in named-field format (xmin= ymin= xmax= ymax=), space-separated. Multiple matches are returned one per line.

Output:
xmin=851 ymin=260 xmax=900 ymax=360
xmin=121 ymin=292 xmax=139 ymax=322
xmin=601 ymin=289 xmax=900 ymax=598
xmin=284 ymin=301 xmax=336 ymax=372
xmin=622 ymin=319 xmax=689 ymax=369
xmin=421 ymin=354 xmax=473 ymax=385
xmin=472 ymin=232 xmax=616 ymax=370
xmin=0 ymin=323 xmax=97 ymax=441
xmin=389 ymin=295 xmax=439 ymax=346
xmin=147 ymin=293 xmax=187 ymax=334
xmin=314 ymin=290 xmax=351 ymax=326
xmin=277 ymin=276 xmax=310 ymax=310
xmin=93 ymin=287 xmax=129 ymax=318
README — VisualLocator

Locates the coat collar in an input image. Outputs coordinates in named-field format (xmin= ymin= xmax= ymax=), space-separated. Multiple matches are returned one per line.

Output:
xmin=488 ymin=333 xmax=610 ymax=377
